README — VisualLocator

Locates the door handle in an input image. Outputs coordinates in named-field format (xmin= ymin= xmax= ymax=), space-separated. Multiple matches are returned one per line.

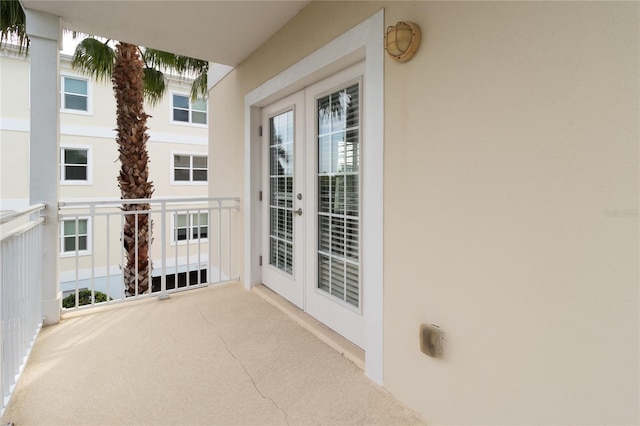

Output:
xmin=294 ymin=208 xmax=303 ymax=216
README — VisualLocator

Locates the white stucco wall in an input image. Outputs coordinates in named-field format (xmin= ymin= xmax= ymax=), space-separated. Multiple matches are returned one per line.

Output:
xmin=208 ymin=1 xmax=639 ymax=424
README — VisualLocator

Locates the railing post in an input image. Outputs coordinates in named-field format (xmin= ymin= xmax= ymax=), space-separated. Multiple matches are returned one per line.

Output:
xmin=120 ymin=213 xmax=125 ymax=300
xmin=233 ymin=198 xmax=240 ymax=281
xmin=74 ymin=215 xmax=79 ymax=308
xmin=218 ymin=199 xmax=222 ymax=282
xmin=159 ymin=201 xmax=169 ymax=300
xmin=135 ymin=211 xmax=139 ymax=297
xmin=90 ymin=204 xmax=95 ymax=306
xmin=186 ymin=208 xmax=191 ymax=287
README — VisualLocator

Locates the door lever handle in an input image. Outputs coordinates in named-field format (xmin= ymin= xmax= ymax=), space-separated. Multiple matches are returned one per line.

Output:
xmin=294 ymin=208 xmax=303 ymax=216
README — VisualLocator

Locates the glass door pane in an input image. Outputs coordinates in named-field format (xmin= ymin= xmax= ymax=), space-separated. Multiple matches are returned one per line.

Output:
xmin=316 ymin=83 xmax=360 ymax=307
xmin=269 ymin=110 xmax=295 ymax=274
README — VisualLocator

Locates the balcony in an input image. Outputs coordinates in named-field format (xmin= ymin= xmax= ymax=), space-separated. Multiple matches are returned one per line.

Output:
xmin=1 ymin=201 xmax=423 ymax=425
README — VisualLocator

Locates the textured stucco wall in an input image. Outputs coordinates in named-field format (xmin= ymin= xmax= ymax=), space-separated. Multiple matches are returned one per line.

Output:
xmin=208 ymin=2 xmax=639 ymax=424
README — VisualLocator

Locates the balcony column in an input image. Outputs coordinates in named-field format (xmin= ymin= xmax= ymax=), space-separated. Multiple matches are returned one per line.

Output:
xmin=25 ymin=9 xmax=61 ymax=325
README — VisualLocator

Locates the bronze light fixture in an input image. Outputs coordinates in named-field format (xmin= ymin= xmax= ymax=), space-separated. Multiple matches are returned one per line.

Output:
xmin=385 ymin=21 xmax=421 ymax=63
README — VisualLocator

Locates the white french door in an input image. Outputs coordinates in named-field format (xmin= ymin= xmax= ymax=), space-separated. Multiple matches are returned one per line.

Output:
xmin=261 ymin=91 xmax=305 ymax=309
xmin=262 ymin=63 xmax=364 ymax=348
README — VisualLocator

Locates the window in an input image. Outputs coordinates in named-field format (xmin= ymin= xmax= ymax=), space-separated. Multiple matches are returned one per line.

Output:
xmin=151 ymin=269 xmax=207 ymax=292
xmin=61 ymin=76 xmax=89 ymax=112
xmin=174 ymin=212 xmax=208 ymax=242
xmin=60 ymin=146 xmax=92 ymax=184
xmin=317 ymin=83 xmax=361 ymax=308
xmin=60 ymin=218 xmax=89 ymax=255
xmin=172 ymin=154 xmax=207 ymax=183
xmin=172 ymin=94 xmax=207 ymax=125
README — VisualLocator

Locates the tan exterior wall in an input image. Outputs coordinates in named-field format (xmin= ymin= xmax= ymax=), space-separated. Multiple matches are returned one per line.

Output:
xmin=0 ymin=54 xmax=30 ymax=119
xmin=0 ymin=54 xmax=30 ymax=209
xmin=1 ymin=52 xmax=209 ymax=205
xmin=382 ymin=2 xmax=637 ymax=424
xmin=0 ymin=130 xmax=29 ymax=208
xmin=209 ymin=1 xmax=638 ymax=424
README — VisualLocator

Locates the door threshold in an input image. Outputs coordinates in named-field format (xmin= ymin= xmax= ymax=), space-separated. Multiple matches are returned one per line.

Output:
xmin=252 ymin=284 xmax=365 ymax=370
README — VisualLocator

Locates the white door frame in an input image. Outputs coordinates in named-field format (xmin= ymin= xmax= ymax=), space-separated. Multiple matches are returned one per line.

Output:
xmin=244 ymin=9 xmax=384 ymax=384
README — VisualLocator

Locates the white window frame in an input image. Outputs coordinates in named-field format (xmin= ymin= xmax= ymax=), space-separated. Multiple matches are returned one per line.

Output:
xmin=60 ymin=74 xmax=93 ymax=115
xmin=170 ymin=93 xmax=208 ymax=127
xmin=171 ymin=211 xmax=210 ymax=245
xmin=60 ymin=217 xmax=92 ymax=257
xmin=60 ymin=145 xmax=93 ymax=185
xmin=170 ymin=152 xmax=208 ymax=185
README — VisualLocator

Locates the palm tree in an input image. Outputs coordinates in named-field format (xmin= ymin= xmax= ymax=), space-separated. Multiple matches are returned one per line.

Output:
xmin=2 ymin=0 xmax=209 ymax=296
xmin=72 ymin=39 xmax=208 ymax=296
xmin=0 ymin=0 xmax=28 ymax=52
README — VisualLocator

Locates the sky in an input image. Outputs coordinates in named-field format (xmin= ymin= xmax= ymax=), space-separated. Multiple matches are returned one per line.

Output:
xmin=61 ymin=32 xmax=113 ymax=56
xmin=61 ymin=32 xmax=79 ymax=55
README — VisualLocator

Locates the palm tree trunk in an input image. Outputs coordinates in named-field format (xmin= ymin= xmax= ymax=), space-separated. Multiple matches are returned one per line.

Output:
xmin=113 ymin=42 xmax=154 ymax=296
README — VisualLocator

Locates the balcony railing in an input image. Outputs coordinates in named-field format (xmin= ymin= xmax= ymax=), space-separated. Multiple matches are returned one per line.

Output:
xmin=58 ymin=197 xmax=240 ymax=310
xmin=0 ymin=203 xmax=46 ymax=416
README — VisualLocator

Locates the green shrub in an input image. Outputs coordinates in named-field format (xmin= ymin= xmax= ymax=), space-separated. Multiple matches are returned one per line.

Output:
xmin=62 ymin=290 xmax=110 ymax=308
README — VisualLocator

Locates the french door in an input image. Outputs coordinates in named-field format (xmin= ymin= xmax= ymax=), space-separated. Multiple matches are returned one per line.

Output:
xmin=261 ymin=63 xmax=364 ymax=348
xmin=261 ymin=91 xmax=305 ymax=308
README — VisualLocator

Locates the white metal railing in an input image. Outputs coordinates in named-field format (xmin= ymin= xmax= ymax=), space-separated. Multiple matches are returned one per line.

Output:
xmin=0 ymin=203 xmax=46 ymax=416
xmin=58 ymin=197 xmax=240 ymax=311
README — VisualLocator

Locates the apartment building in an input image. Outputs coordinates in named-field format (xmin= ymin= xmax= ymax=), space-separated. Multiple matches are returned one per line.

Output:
xmin=0 ymin=45 xmax=211 ymax=301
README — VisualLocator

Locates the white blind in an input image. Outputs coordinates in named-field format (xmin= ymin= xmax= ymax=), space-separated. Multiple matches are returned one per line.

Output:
xmin=269 ymin=110 xmax=295 ymax=275
xmin=317 ymin=83 xmax=360 ymax=307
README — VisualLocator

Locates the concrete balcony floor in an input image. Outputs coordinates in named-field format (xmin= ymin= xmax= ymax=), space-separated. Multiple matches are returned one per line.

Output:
xmin=2 ymin=283 xmax=424 ymax=425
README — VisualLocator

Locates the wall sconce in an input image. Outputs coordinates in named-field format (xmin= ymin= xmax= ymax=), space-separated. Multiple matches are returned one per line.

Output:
xmin=385 ymin=21 xmax=421 ymax=63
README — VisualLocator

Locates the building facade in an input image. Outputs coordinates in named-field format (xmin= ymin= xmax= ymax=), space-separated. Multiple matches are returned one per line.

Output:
xmin=0 ymin=47 xmax=211 ymax=300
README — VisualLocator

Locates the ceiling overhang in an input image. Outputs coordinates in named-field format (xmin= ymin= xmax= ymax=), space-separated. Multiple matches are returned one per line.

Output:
xmin=20 ymin=0 xmax=310 ymax=66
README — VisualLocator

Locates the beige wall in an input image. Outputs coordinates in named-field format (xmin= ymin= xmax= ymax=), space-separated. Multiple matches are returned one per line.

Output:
xmin=208 ymin=1 xmax=638 ymax=424
xmin=0 ymin=54 xmax=30 ymax=119
xmin=0 ymin=130 xmax=29 ymax=206
xmin=383 ymin=2 xmax=638 ymax=424
xmin=0 ymin=54 xmax=31 ymax=208
xmin=0 ymin=53 xmax=209 ymax=204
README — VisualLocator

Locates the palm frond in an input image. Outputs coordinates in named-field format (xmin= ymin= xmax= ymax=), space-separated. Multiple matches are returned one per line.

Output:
xmin=143 ymin=67 xmax=166 ymax=107
xmin=190 ymin=70 xmax=208 ymax=101
xmin=181 ymin=56 xmax=209 ymax=75
xmin=0 ymin=0 xmax=28 ymax=54
xmin=71 ymin=37 xmax=115 ymax=83
xmin=142 ymin=48 xmax=181 ymax=71
xmin=143 ymin=47 xmax=208 ymax=93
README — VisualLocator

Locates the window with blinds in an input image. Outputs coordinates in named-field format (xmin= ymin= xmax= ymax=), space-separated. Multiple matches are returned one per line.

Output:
xmin=62 ymin=76 xmax=88 ymax=112
xmin=317 ymin=83 xmax=360 ymax=307
xmin=269 ymin=110 xmax=295 ymax=274
xmin=173 ymin=154 xmax=208 ymax=183
xmin=172 ymin=94 xmax=208 ymax=125
xmin=61 ymin=147 xmax=89 ymax=182
xmin=174 ymin=212 xmax=208 ymax=242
